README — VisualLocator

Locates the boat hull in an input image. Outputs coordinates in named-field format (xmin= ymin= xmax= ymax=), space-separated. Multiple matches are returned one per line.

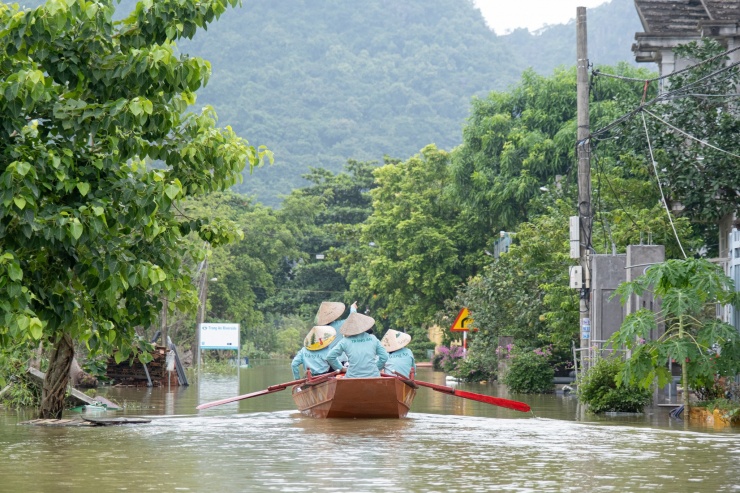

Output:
xmin=292 ymin=376 xmax=416 ymax=419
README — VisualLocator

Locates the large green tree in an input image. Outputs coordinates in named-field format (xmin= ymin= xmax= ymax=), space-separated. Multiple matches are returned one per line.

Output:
xmin=0 ymin=0 xmax=268 ymax=418
xmin=453 ymin=63 xmax=699 ymax=381
xmin=264 ymin=160 xmax=376 ymax=321
xmin=182 ymin=193 xmax=298 ymax=343
xmin=450 ymin=64 xmax=656 ymax=234
xmin=343 ymin=145 xmax=486 ymax=332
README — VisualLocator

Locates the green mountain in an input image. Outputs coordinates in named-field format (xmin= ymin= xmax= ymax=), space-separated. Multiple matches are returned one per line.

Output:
xmin=178 ymin=0 xmax=643 ymax=205
xmin=17 ymin=0 xmax=645 ymax=206
xmin=498 ymin=0 xmax=644 ymax=74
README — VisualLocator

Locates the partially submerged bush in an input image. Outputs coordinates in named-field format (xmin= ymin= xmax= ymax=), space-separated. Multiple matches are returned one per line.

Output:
xmin=502 ymin=347 xmax=554 ymax=394
xmin=432 ymin=346 xmax=465 ymax=373
xmin=451 ymin=350 xmax=497 ymax=382
xmin=577 ymin=357 xmax=652 ymax=413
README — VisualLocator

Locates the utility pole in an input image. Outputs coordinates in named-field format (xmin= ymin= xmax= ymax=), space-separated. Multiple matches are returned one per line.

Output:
xmin=576 ymin=7 xmax=592 ymax=368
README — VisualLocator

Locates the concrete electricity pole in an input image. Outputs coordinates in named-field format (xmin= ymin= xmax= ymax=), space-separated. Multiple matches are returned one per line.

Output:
xmin=576 ymin=7 xmax=592 ymax=366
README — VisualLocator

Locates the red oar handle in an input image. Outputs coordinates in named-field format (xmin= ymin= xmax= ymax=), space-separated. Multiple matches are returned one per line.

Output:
xmin=196 ymin=387 xmax=286 ymax=410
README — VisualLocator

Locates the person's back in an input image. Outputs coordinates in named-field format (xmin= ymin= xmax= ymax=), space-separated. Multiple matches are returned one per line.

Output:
xmin=383 ymin=347 xmax=416 ymax=378
xmin=380 ymin=329 xmax=416 ymax=378
xmin=326 ymin=313 xmax=388 ymax=378
xmin=291 ymin=325 xmax=336 ymax=379
xmin=326 ymin=302 xmax=356 ymax=362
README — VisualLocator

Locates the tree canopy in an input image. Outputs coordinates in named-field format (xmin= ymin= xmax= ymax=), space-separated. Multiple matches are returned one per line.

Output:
xmin=0 ymin=0 xmax=267 ymax=417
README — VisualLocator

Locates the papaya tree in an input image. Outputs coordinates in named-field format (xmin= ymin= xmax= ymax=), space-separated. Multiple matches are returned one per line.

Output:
xmin=0 ymin=0 xmax=270 ymax=418
xmin=609 ymin=258 xmax=740 ymax=414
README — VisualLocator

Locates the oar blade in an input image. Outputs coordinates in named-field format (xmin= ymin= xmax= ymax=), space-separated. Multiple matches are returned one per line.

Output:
xmin=454 ymin=389 xmax=531 ymax=413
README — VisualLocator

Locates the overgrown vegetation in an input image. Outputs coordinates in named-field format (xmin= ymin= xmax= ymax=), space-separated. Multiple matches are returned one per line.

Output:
xmin=502 ymin=347 xmax=555 ymax=394
xmin=577 ymin=357 xmax=653 ymax=413
xmin=609 ymin=258 xmax=740 ymax=412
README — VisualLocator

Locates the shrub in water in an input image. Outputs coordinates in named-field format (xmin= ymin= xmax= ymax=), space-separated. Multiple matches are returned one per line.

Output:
xmin=577 ymin=357 xmax=653 ymax=413
xmin=451 ymin=350 xmax=497 ymax=382
xmin=433 ymin=346 xmax=465 ymax=373
xmin=502 ymin=347 xmax=554 ymax=394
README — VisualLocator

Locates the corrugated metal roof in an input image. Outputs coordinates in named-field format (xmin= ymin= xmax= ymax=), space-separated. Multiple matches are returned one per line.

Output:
xmin=634 ymin=0 xmax=740 ymax=33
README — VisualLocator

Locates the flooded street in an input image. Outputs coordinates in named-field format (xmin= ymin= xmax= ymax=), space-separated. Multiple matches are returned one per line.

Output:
xmin=1 ymin=361 xmax=739 ymax=492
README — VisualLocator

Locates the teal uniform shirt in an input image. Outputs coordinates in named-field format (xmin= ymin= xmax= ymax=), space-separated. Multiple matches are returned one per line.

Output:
xmin=383 ymin=348 xmax=416 ymax=378
xmin=326 ymin=305 xmax=356 ymax=363
xmin=291 ymin=346 xmax=333 ymax=379
xmin=327 ymin=333 xmax=389 ymax=378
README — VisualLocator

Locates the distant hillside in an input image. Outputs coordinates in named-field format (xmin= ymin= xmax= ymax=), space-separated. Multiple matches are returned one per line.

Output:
xmin=16 ymin=0 xmax=646 ymax=206
xmin=498 ymin=0 xmax=645 ymax=74
xmin=178 ymin=0 xmax=645 ymax=205
xmin=180 ymin=0 xmax=523 ymax=204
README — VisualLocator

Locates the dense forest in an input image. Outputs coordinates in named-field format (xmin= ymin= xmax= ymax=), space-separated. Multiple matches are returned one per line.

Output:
xmin=15 ymin=0 xmax=644 ymax=205
xmin=178 ymin=0 xmax=643 ymax=205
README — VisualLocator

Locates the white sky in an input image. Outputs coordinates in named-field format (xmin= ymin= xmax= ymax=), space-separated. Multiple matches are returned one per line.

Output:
xmin=473 ymin=0 xmax=610 ymax=34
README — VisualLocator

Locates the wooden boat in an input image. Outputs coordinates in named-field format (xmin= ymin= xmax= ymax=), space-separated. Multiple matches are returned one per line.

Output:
xmin=291 ymin=375 xmax=416 ymax=419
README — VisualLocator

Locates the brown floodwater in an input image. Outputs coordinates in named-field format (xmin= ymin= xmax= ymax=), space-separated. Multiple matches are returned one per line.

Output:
xmin=0 ymin=360 xmax=738 ymax=492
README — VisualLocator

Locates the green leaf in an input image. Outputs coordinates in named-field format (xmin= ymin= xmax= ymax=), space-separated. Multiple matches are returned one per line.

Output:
xmin=8 ymin=263 xmax=23 ymax=281
xmin=138 ymin=352 xmax=153 ymax=365
xmin=29 ymin=318 xmax=43 ymax=340
xmin=114 ymin=351 xmax=125 ymax=364
xmin=15 ymin=161 xmax=31 ymax=177
xmin=77 ymin=182 xmax=91 ymax=196
xmin=130 ymin=100 xmax=143 ymax=116
xmin=70 ymin=219 xmax=83 ymax=240
xmin=13 ymin=196 xmax=26 ymax=210
xmin=164 ymin=183 xmax=181 ymax=200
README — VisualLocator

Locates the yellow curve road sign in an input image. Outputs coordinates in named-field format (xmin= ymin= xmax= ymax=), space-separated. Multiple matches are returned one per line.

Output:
xmin=450 ymin=307 xmax=476 ymax=332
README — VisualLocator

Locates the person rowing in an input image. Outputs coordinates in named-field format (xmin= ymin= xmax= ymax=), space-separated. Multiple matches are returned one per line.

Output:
xmin=380 ymin=329 xmax=416 ymax=379
xmin=315 ymin=300 xmax=357 ymax=364
xmin=291 ymin=325 xmax=337 ymax=379
xmin=326 ymin=312 xmax=388 ymax=378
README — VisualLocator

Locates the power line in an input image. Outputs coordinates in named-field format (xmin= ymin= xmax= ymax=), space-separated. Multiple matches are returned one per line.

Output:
xmin=643 ymin=109 xmax=740 ymax=160
xmin=592 ymin=45 xmax=740 ymax=84
xmin=591 ymin=143 xmax=642 ymax=231
xmin=588 ymin=58 xmax=740 ymax=141
xmin=640 ymin=112 xmax=687 ymax=259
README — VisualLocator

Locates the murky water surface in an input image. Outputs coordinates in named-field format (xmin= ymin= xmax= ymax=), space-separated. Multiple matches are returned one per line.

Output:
xmin=1 ymin=361 xmax=738 ymax=492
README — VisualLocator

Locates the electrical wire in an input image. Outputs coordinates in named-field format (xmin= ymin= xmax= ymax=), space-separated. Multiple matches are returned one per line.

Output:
xmin=640 ymin=112 xmax=687 ymax=259
xmin=588 ymin=58 xmax=740 ymax=141
xmin=592 ymin=45 xmax=740 ymax=83
xmin=642 ymin=109 xmax=740 ymax=159
xmin=591 ymin=142 xmax=642 ymax=231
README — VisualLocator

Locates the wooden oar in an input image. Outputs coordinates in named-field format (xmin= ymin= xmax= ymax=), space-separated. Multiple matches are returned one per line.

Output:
xmin=196 ymin=370 xmax=341 ymax=410
xmin=406 ymin=376 xmax=531 ymax=413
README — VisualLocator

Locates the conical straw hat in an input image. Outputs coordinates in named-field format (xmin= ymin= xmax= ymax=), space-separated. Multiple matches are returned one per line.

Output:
xmin=315 ymin=301 xmax=346 ymax=325
xmin=340 ymin=312 xmax=375 ymax=336
xmin=304 ymin=325 xmax=337 ymax=351
xmin=381 ymin=329 xmax=411 ymax=352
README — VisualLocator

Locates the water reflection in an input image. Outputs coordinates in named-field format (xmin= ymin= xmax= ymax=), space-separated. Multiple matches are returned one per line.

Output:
xmin=0 ymin=360 xmax=738 ymax=493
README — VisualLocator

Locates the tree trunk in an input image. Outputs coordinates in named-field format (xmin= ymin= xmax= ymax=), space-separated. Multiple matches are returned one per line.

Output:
xmin=69 ymin=356 xmax=97 ymax=389
xmin=29 ymin=342 xmax=44 ymax=370
xmin=38 ymin=332 xmax=75 ymax=419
